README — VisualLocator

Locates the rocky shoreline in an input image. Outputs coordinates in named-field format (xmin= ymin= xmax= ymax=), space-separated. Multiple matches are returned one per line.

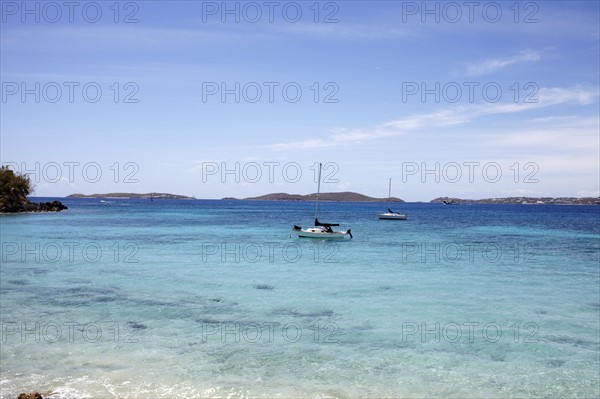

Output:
xmin=0 ymin=200 xmax=67 ymax=214
xmin=18 ymin=392 xmax=47 ymax=399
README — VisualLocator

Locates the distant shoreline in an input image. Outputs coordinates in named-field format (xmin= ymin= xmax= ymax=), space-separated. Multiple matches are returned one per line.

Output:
xmin=243 ymin=192 xmax=404 ymax=202
xmin=64 ymin=192 xmax=600 ymax=205
xmin=67 ymin=193 xmax=196 ymax=200
xmin=431 ymin=196 xmax=600 ymax=206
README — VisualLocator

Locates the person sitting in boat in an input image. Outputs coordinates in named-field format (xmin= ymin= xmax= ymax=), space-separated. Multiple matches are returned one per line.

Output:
xmin=324 ymin=226 xmax=333 ymax=233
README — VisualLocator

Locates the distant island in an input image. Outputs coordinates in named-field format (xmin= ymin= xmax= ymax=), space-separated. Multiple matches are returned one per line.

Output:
xmin=68 ymin=192 xmax=195 ymax=200
xmin=236 ymin=192 xmax=404 ymax=202
xmin=431 ymin=197 xmax=600 ymax=205
xmin=223 ymin=193 xmax=598 ymax=205
xmin=65 ymin=192 xmax=599 ymax=205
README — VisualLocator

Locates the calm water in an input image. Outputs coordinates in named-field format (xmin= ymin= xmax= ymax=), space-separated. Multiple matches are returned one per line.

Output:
xmin=1 ymin=198 xmax=599 ymax=398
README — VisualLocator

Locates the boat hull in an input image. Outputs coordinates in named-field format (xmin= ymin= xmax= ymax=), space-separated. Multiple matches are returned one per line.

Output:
xmin=378 ymin=213 xmax=407 ymax=220
xmin=295 ymin=227 xmax=350 ymax=239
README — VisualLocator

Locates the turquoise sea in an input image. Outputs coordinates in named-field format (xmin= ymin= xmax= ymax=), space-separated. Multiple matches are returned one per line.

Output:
xmin=1 ymin=198 xmax=599 ymax=398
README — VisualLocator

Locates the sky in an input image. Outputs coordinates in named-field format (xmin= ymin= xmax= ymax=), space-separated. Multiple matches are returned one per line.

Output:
xmin=1 ymin=0 xmax=599 ymax=201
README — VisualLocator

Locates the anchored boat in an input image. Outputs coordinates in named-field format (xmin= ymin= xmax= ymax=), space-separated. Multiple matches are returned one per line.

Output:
xmin=293 ymin=163 xmax=352 ymax=239
xmin=377 ymin=178 xmax=407 ymax=220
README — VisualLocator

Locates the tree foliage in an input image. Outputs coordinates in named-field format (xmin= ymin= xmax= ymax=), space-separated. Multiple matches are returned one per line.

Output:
xmin=0 ymin=167 xmax=66 ymax=213
xmin=0 ymin=166 xmax=31 ymax=197
xmin=0 ymin=166 xmax=33 ymax=210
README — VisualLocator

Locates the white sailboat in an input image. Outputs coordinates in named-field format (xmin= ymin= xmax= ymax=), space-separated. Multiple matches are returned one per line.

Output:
xmin=377 ymin=178 xmax=407 ymax=220
xmin=293 ymin=163 xmax=352 ymax=239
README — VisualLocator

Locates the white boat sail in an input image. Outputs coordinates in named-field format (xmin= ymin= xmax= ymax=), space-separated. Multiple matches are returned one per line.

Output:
xmin=377 ymin=178 xmax=407 ymax=220
xmin=293 ymin=163 xmax=352 ymax=239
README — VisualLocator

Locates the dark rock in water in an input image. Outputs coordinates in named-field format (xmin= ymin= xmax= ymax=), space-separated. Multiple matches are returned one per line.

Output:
xmin=27 ymin=200 xmax=68 ymax=212
xmin=8 ymin=279 xmax=28 ymax=286
xmin=274 ymin=308 xmax=335 ymax=318
xmin=293 ymin=309 xmax=334 ymax=318
xmin=547 ymin=359 xmax=566 ymax=367
xmin=548 ymin=335 xmax=591 ymax=347
xmin=127 ymin=321 xmax=147 ymax=330
xmin=254 ymin=284 xmax=274 ymax=290
xmin=18 ymin=392 xmax=44 ymax=399
xmin=94 ymin=296 xmax=117 ymax=303
xmin=197 ymin=318 xmax=222 ymax=324
xmin=1 ymin=198 xmax=67 ymax=213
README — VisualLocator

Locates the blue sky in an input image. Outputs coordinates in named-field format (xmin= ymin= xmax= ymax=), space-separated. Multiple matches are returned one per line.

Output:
xmin=1 ymin=0 xmax=598 ymax=201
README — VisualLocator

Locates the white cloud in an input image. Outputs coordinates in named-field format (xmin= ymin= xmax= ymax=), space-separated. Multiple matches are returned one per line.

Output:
xmin=466 ymin=50 xmax=541 ymax=76
xmin=491 ymin=116 xmax=599 ymax=151
xmin=270 ymin=86 xmax=597 ymax=150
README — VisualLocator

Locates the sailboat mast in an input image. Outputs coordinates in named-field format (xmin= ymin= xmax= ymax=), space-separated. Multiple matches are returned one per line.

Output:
xmin=314 ymin=163 xmax=322 ymax=220
xmin=387 ymin=177 xmax=392 ymax=203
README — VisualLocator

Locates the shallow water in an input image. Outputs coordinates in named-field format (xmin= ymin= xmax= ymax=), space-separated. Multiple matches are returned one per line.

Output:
xmin=1 ymin=198 xmax=599 ymax=398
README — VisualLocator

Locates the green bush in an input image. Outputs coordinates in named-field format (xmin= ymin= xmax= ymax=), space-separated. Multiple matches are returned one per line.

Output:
xmin=0 ymin=166 xmax=33 ymax=211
